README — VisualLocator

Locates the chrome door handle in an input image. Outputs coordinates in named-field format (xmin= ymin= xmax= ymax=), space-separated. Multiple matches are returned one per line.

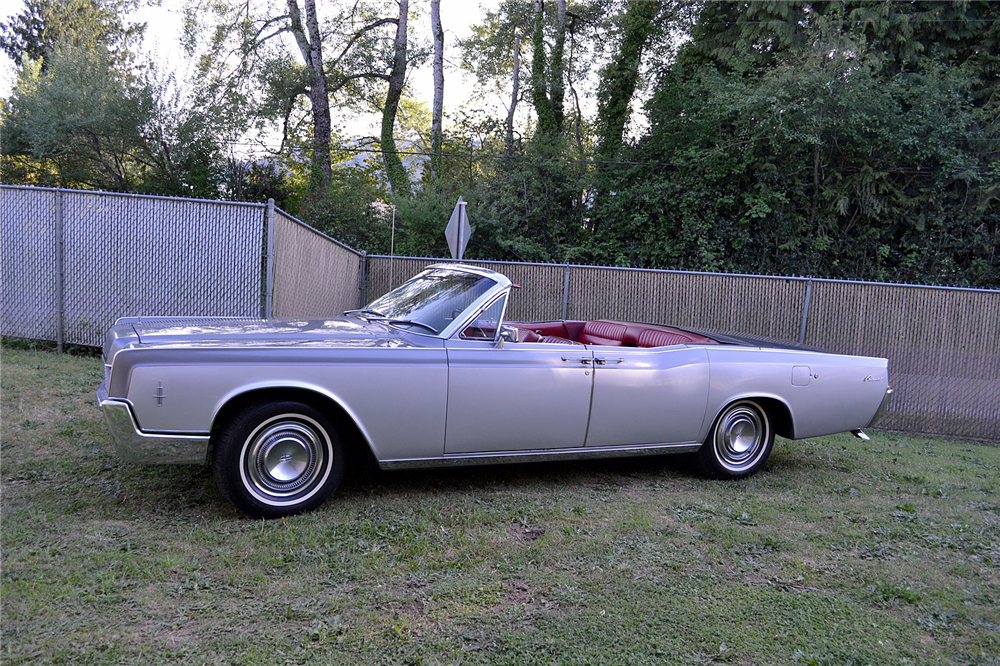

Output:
xmin=561 ymin=356 xmax=592 ymax=365
xmin=594 ymin=357 xmax=624 ymax=365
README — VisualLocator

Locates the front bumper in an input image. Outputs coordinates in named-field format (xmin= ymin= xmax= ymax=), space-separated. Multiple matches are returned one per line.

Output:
xmin=97 ymin=382 xmax=209 ymax=464
xmin=866 ymin=387 xmax=894 ymax=428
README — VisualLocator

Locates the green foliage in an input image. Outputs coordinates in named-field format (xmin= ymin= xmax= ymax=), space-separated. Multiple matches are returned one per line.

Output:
xmin=2 ymin=44 xmax=154 ymax=190
xmin=299 ymin=160 xmax=392 ymax=254
xmin=2 ymin=0 xmax=997 ymax=287
xmin=0 ymin=0 xmax=145 ymax=71
xmin=584 ymin=1 xmax=1000 ymax=286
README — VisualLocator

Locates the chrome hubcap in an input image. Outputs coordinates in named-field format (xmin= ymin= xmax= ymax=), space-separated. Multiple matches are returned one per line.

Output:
xmin=244 ymin=418 xmax=327 ymax=499
xmin=715 ymin=405 xmax=767 ymax=471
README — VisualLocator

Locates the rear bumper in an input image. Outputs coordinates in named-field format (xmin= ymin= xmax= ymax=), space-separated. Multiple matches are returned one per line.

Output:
xmin=97 ymin=382 xmax=209 ymax=464
xmin=866 ymin=387 xmax=894 ymax=428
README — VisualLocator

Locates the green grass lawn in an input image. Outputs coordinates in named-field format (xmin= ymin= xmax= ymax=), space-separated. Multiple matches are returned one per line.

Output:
xmin=2 ymin=345 xmax=998 ymax=665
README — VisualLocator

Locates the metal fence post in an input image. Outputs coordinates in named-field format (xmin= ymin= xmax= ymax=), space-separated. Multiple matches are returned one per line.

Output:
xmin=562 ymin=265 xmax=571 ymax=320
xmin=54 ymin=189 xmax=65 ymax=354
xmin=359 ymin=251 xmax=368 ymax=308
xmin=798 ymin=278 xmax=813 ymax=346
xmin=263 ymin=199 xmax=275 ymax=319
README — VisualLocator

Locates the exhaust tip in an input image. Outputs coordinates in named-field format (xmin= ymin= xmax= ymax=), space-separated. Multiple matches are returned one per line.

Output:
xmin=851 ymin=429 xmax=870 ymax=441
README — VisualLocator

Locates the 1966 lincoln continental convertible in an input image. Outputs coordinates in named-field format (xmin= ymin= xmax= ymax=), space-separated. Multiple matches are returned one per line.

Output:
xmin=97 ymin=264 xmax=892 ymax=517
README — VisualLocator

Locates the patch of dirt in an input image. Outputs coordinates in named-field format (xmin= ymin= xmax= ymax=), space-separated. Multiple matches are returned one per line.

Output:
xmin=503 ymin=579 xmax=537 ymax=606
xmin=509 ymin=522 xmax=545 ymax=543
xmin=401 ymin=599 xmax=424 ymax=620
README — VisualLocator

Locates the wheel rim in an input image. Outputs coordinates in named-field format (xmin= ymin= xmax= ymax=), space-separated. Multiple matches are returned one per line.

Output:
xmin=240 ymin=414 xmax=332 ymax=506
xmin=714 ymin=403 xmax=768 ymax=472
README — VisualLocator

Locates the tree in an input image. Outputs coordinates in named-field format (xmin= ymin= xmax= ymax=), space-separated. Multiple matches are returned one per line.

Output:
xmin=184 ymin=0 xmax=420 ymax=197
xmin=459 ymin=0 xmax=534 ymax=155
xmin=428 ymin=0 xmax=443 ymax=180
xmin=3 ymin=44 xmax=152 ymax=190
xmin=594 ymin=0 xmax=664 ymax=160
xmin=0 ymin=0 xmax=145 ymax=71
xmin=1 ymin=0 xmax=239 ymax=195
xmin=530 ymin=0 xmax=566 ymax=138
xmin=379 ymin=0 xmax=411 ymax=197
xmin=286 ymin=0 xmax=333 ymax=188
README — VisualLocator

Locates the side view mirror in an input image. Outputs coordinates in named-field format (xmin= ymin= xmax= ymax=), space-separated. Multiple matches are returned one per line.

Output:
xmin=496 ymin=325 xmax=517 ymax=348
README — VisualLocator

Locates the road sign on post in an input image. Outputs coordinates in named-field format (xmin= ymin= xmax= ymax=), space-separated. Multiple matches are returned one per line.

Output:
xmin=445 ymin=196 xmax=471 ymax=260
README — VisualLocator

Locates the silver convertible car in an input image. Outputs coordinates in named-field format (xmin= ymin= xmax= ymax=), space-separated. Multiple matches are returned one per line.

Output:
xmin=97 ymin=264 xmax=892 ymax=517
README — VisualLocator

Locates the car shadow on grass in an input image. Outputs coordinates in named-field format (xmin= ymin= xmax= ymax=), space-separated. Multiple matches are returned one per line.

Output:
xmin=109 ymin=442 xmax=804 ymax=519
xmin=343 ymin=453 xmax=705 ymax=497
xmin=108 ymin=451 xmax=710 ymax=519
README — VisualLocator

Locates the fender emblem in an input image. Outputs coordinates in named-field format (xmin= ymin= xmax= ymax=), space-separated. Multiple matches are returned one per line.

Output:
xmin=863 ymin=375 xmax=882 ymax=382
xmin=153 ymin=382 xmax=166 ymax=406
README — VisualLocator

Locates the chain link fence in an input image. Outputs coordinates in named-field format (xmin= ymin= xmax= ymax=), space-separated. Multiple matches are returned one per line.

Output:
xmin=3 ymin=185 xmax=997 ymax=441
xmin=2 ymin=186 xmax=268 ymax=347
xmin=1 ymin=186 xmax=363 ymax=348
xmin=366 ymin=256 xmax=1000 ymax=442
xmin=2 ymin=187 xmax=61 ymax=343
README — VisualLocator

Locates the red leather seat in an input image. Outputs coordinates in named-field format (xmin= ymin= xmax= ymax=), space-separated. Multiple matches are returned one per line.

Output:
xmin=577 ymin=320 xmax=628 ymax=346
xmin=633 ymin=328 xmax=692 ymax=347
xmin=514 ymin=327 xmax=542 ymax=343
xmin=622 ymin=322 xmax=718 ymax=347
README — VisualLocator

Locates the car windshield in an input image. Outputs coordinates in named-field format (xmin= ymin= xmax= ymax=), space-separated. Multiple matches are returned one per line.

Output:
xmin=359 ymin=268 xmax=496 ymax=334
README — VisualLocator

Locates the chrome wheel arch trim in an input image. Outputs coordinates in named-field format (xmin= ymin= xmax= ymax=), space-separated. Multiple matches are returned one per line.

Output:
xmin=701 ymin=392 xmax=795 ymax=442
xmin=209 ymin=380 xmax=379 ymax=458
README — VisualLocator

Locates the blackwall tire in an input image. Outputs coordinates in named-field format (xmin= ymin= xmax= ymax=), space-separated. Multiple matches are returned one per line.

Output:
xmin=213 ymin=401 xmax=345 ymax=518
xmin=697 ymin=400 xmax=774 ymax=479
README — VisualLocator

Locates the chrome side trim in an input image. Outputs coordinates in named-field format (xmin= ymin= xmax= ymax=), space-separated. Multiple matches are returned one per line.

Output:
xmin=377 ymin=441 xmax=701 ymax=470
xmin=866 ymin=387 xmax=894 ymax=428
xmin=97 ymin=395 xmax=209 ymax=465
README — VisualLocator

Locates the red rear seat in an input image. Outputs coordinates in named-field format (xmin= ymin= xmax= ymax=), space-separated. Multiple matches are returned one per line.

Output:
xmin=577 ymin=320 xmax=628 ymax=346
xmin=630 ymin=327 xmax=693 ymax=347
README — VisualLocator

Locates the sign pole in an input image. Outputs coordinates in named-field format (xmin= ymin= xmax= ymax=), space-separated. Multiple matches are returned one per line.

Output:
xmin=457 ymin=199 xmax=467 ymax=260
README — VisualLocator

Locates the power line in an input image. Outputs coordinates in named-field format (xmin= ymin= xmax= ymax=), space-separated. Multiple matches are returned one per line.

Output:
xmin=228 ymin=143 xmax=671 ymax=166
xmin=227 ymin=140 xmax=1000 ymax=170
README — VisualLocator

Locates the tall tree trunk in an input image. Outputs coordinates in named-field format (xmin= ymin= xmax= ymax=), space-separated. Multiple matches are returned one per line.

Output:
xmin=430 ymin=0 xmax=444 ymax=181
xmin=287 ymin=0 xmax=332 ymax=189
xmin=531 ymin=0 xmax=555 ymax=135
xmin=505 ymin=32 xmax=521 ymax=155
xmin=595 ymin=0 xmax=660 ymax=161
xmin=530 ymin=0 xmax=567 ymax=138
xmin=382 ymin=0 xmax=411 ymax=197
xmin=550 ymin=0 xmax=566 ymax=130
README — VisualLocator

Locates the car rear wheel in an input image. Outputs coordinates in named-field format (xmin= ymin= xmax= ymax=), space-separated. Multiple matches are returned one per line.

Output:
xmin=213 ymin=401 xmax=345 ymax=518
xmin=697 ymin=399 xmax=774 ymax=479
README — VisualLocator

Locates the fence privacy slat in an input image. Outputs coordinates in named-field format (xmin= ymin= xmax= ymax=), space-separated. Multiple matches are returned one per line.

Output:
xmin=271 ymin=209 xmax=362 ymax=318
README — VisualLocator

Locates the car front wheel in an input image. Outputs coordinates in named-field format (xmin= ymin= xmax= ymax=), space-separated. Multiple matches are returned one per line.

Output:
xmin=697 ymin=399 xmax=774 ymax=479
xmin=213 ymin=400 xmax=345 ymax=517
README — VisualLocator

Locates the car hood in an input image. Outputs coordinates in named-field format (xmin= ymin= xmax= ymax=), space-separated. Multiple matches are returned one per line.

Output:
xmin=103 ymin=315 xmax=419 ymax=361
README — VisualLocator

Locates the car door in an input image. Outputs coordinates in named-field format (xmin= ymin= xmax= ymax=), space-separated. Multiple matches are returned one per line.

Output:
xmin=443 ymin=298 xmax=594 ymax=454
xmin=585 ymin=345 xmax=711 ymax=447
